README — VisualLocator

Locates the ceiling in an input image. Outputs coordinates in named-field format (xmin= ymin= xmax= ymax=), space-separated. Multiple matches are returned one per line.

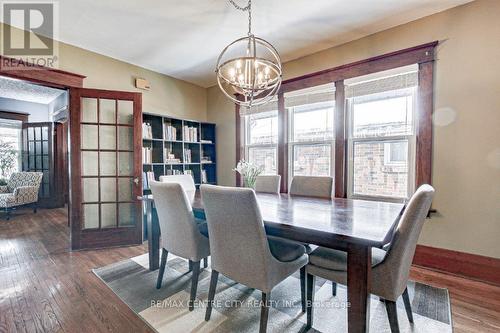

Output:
xmin=0 ymin=76 xmax=65 ymax=104
xmin=3 ymin=0 xmax=472 ymax=87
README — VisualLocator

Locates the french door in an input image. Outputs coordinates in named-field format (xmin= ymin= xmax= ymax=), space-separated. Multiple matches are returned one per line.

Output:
xmin=69 ymin=88 xmax=142 ymax=250
xmin=22 ymin=122 xmax=54 ymax=207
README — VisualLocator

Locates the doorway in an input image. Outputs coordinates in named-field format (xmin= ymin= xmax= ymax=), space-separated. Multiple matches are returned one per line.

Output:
xmin=0 ymin=58 xmax=143 ymax=251
xmin=0 ymin=75 xmax=69 ymax=210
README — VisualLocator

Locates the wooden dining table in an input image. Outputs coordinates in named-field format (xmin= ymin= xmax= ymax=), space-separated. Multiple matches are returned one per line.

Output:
xmin=139 ymin=191 xmax=405 ymax=333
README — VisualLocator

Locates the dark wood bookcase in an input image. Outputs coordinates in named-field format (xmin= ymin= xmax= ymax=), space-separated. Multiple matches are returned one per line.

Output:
xmin=142 ymin=113 xmax=216 ymax=194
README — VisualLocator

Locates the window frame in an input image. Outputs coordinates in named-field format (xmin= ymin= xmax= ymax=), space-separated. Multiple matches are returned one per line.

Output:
xmin=243 ymin=110 xmax=279 ymax=175
xmin=287 ymin=102 xmax=335 ymax=182
xmin=0 ymin=123 xmax=23 ymax=178
xmin=346 ymin=88 xmax=417 ymax=202
xmin=384 ymin=141 xmax=408 ymax=166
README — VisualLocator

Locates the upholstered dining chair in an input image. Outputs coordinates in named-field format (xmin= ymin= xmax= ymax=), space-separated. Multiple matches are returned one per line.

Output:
xmin=289 ymin=175 xmax=333 ymax=198
xmin=254 ymin=175 xmax=281 ymax=194
xmin=305 ymin=185 xmax=435 ymax=333
xmin=201 ymin=185 xmax=308 ymax=333
xmin=150 ymin=181 xmax=210 ymax=311
xmin=159 ymin=174 xmax=196 ymax=193
xmin=288 ymin=175 xmax=334 ymax=311
xmin=159 ymin=173 xmax=206 ymax=268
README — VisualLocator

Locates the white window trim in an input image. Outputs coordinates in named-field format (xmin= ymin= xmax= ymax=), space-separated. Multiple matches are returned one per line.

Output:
xmin=244 ymin=113 xmax=279 ymax=175
xmin=287 ymin=105 xmax=335 ymax=185
xmin=346 ymin=91 xmax=416 ymax=203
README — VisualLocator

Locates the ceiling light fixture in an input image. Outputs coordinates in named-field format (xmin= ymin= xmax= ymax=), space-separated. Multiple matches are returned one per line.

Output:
xmin=216 ymin=0 xmax=282 ymax=108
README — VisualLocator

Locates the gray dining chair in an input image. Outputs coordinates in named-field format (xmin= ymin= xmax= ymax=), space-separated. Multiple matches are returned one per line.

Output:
xmin=289 ymin=175 xmax=333 ymax=199
xmin=288 ymin=175 xmax=334 ymax=311
xmin=305 ymin=184 xmax=435 ymax=332
xmin=150 ymin=181 xmax=210 ymax=311
xmin=201 ymin=185 xmax=308 ymax=333
xmin=254 ymin=175 xmax=281 ymax=194
xmin=158 ymin=174 xmax=205 ymax=267
xmin=159 ymin=174 xmax=196 ymax=193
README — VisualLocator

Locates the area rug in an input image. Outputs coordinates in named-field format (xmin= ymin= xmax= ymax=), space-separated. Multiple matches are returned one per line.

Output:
xmin=93 ymin=254 xmax=453 ymax=333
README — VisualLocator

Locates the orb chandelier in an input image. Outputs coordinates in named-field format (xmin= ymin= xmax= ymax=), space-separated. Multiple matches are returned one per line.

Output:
xmin=216 ymin=0 xmax=282 ymax=108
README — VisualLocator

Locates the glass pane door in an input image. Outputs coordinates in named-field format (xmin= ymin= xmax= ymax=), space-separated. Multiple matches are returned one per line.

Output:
xmin=22 ymin=123 xmax=52 ymax=202
xmin=70 ymin=88 xmax=142 ymax=250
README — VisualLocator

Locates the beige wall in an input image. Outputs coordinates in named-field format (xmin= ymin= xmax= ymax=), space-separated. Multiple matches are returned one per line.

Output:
xmin=1 ymin=23 xmax=207 ymax=121
xmin=207 ymin=0 xmax=500 ymax=259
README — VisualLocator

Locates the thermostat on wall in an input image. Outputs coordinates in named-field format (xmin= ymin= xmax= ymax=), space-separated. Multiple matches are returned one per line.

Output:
xmin=135 ymin=78 xmax=151 ymax=90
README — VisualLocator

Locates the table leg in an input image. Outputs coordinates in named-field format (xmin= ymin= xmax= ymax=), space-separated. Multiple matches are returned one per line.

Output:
xmin=347 ymin=243 xmax=371 ymax=333
xmin=147 ymin=200 xmax=160 ymax=271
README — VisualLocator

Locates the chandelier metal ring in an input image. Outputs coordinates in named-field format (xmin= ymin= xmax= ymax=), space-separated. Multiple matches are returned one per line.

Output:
xmin=216 ymin=0 xmax=282 ymax=108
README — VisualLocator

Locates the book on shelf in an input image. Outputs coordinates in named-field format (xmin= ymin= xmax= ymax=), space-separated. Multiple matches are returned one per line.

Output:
xmin=183 ymin=148 xmax=192 ymax=163
xmin=164 ymin=123 xmax=177 ymax=141
xmin=183 ymin=126 xmax=198 ymax=142
xmin=142 ymin=122 xmax=153 ymax=139
xmin=165 ymin=169 xmax=183 ymax=176
xmin=142 ymin=147 xmax=152 ymax=164
xmin=200 ymin=139 xmax=212 ymax=144
xmin=201 ymin=170 xmax=207 ymax=184
xmin=142 ymin=171 xmax=155 ymax=189
xmin=164 ymin=148 xmax=181 ymax=164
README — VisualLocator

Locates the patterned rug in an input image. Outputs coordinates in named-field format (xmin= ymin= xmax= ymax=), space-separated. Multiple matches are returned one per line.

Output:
xmin=93 ymin=254 xmax=452 ymax=333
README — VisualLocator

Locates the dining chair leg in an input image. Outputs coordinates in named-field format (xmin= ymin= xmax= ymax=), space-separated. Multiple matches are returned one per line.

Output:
xmin=306 ymin=273 xmax=316 ymax=329
xmin=203 ymin=257 xmax=208 ymax=268
xmin=402 ymin=287 xmax=414 ymax=323
xmin=259 ymin=291 xmax=270 ymax=333
xmin=156 ymin=249 xmax=168 ymax=289
xmin=205 ymin=270 xmax=219 ymax=321
xmin=332 ymin=281 xmax=337 ymax=297
xmin=385 ymin=300 xmax=400 ymax=333
xmin=188 ymin=260 xmax=193 ymax=272
xmin=300 ymin=266 xmax=306 ymax=312
xmin=189 ymin=261 xmax=200 ymax=311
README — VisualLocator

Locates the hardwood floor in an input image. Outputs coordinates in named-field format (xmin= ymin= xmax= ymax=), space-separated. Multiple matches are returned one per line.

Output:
xmin=0 ymin=208 xmax=153 ymax=333
xmin=0 ymin=207 xmax=499 ymax=332
xmin=410 ymin=267 xmax=500 ymax=332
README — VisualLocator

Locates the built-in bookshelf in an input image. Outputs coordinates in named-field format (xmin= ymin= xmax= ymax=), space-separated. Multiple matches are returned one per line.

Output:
xmin=142 ymin=113 xmax=216 ymax=193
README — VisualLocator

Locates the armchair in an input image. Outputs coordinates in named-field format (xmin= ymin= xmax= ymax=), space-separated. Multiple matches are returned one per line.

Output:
xmin=0 ymin=172 xmax=43 ymax=220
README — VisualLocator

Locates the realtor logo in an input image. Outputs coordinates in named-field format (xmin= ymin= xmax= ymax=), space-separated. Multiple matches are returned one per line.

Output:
xmin=1 ymin=1 xmax=59 ymax=68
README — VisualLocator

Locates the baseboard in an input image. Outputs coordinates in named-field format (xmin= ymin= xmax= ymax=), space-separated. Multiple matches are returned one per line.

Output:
xmin=413 ymin=245 xmax=500 ymax=286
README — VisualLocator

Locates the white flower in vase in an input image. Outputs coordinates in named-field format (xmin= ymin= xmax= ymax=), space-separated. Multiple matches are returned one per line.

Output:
xmin=233 ymin=160 xmax=264 ymax=189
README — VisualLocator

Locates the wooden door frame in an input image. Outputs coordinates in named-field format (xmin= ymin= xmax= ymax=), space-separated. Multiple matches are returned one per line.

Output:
xmin=69 ymin=88 xmax=143 ymax=250
xmin=0 ymin=55 xmax=85 ymax=88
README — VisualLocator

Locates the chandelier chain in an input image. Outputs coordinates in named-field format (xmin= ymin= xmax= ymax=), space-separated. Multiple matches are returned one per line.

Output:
xmin=229 ymin=0 xmax=252 ymax=35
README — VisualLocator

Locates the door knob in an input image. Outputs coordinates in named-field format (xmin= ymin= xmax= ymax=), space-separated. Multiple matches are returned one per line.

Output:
xmin=134 ymin=177 xmax=140 ymax=185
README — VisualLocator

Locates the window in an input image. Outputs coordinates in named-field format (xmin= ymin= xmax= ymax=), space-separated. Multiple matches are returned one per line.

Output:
xmin=236 ymin=43 xmax=436 ymax=195
xmin=347 ymin=67 xmax=417 ymax=200
xmin=0 ymin=119 xmax=22 ymax=180
xmin=384 ymin=141 xmax=407 ymax=166
xmin=286 ymin=84 xmax=335 ymax=179
xmin=244 ymin=109 xmax=278 ymax=175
